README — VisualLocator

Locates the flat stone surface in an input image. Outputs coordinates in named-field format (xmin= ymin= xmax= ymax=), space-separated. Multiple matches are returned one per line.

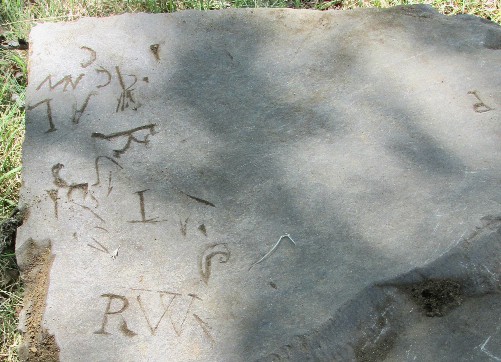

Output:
xmin=17 ymin=6 xmax=501 ymax=361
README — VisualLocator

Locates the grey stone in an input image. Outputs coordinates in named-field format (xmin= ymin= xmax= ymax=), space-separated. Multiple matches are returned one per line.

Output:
xmin=17 ymin=5 xmax=501 ymax=361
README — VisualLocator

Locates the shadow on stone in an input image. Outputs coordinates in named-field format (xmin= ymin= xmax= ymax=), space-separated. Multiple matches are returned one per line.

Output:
xmin=258 ymin=218 xmax=501 ymax=361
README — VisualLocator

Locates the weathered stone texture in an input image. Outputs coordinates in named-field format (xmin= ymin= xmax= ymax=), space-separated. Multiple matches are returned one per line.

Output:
xmin=17 ymin=6 xmax=501 ymax=361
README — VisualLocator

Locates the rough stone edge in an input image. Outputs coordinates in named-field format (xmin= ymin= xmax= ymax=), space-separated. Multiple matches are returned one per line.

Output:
xmin=257 ymin=217 xmax=501 ymax=361
xmin=17 ymin=238 xmax=60 ymax=362
xmin=0 ymin=207 xmax=28 ymax=254
xmin=26 ymin=4 xmax=501 ymax=38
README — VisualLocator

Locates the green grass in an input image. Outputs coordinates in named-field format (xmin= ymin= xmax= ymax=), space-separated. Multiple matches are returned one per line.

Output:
xmin=0 ymin=0 xmax=499 ymax=360
xmin=0 ymin=52 xmax=24 ymax=218
xmin=0 ymin=252 xmax=23 ymax=362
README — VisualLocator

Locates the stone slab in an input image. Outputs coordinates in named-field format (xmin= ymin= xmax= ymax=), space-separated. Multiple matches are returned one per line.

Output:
xmin=17 ymin=6 xmax=501 ymax=361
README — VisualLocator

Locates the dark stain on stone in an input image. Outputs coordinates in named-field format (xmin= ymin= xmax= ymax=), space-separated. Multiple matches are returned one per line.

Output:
xmin=484 ymin=29 xmax=501 ymax=49
xmin=198 ymin=223 xmax=207 ymax=237
xmin=405 ymin=279 xmax=462 ymax=317
xmin=150 ymin=44 xmax=160 ymax=61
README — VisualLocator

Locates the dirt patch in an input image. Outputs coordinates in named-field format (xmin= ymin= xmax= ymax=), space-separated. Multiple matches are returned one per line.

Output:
xmin=18 ymin=239 xmax=59 ymax=362
xmin=406 ymin=279 xmax=462 ymax=317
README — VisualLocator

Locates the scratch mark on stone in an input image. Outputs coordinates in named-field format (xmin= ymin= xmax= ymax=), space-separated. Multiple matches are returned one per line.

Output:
xmin=180 ymin=191 xmax=216 ymax=207
xmin=94 ymin=226 xmax=109 ymax=233
xmin=72 ymin=201 xmax=105 ymax=223
xmin=249 ymin=234 xmax=297 ymax=271
xmin=87 ymin=237 xmax=109 ymax=254
xmin=193 ymin=313 xmax=215 ymax=345
xmin=479 ymin=336 xmax=501 ymax=361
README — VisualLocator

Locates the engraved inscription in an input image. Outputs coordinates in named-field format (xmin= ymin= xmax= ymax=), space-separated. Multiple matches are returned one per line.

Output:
xmin=95 ymin=66 xmax=112 ymax=88
xmin=46 ymin=189 xmax=59 ymax=219
xmin=27 ymin=98 xmax=55 ymax=133
xmin=107 ymin=172 xmax=113 ymax=196
xmin=37 ymin=74 xmax=85 ymax=92
xmin=136 ymin=291 xmax=181 ymax=335
xmin=170 ymin=293 xmax=202 ymax=337
xmin=72 ymin=91 xmax=96 ymax=124
xmin=51 ymin=163 xmax=89 ymax=200
xmin=115 ymin=66 xmax=138 ymax=112
xmin=199 ymin=243 xmax=230 ymax=284
xmin=133 ymin=290 xmax=208 ymax=338
xmin=180 ymin=217 xmax=189 ymax=237
xmin=52 ymin=163 xmax=68 ymax=188
xmin=468 ymin=90 xmax=493 ymax=113
xmin=95 ymin=290 xmax=213 ymax=342
xmin=92 ymin=156 xmax=123 ymax=193
xmin=91 ymin=124 xmax=157 ymax=158
xmin=50 ymin=163 xmax=103 ymax=221
xmin=193 ymin=313 xmax=215 ymax=344
xmin=94 ymin=294 xmax=137 ymax=337
xmin=80 ymin=46 xmax=96 ymax=68
xmin=52 ymin=163 xmax=89 ymax=200
xmin=129 ymin=189 xmax=162 ymax=223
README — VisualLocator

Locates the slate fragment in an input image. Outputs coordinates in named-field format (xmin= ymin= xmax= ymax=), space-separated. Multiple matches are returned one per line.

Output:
xmin=17 ymin=6 xmax=501 ymax=361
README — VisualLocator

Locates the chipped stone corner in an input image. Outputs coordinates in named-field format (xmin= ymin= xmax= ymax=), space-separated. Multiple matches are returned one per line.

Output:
xmin=17 ymin=238 xmax=60 ymax=362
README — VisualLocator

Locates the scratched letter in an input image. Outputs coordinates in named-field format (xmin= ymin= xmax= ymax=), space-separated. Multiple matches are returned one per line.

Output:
xmin=94 ymin=294 xmax=136 ymax=337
